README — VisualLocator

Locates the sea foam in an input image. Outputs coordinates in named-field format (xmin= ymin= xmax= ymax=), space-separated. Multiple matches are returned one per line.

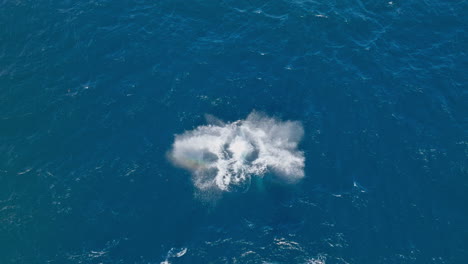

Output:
xmin=169 ymin=112 xmax=305 ymax=191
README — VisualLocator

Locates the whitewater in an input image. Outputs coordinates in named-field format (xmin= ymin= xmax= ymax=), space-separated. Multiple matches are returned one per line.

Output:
xmin=169 ymin=112 xmax=305 ymax=191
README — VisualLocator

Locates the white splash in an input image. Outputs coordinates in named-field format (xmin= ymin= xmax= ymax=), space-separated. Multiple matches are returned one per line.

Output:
xmin=160 ymin=247 xmax=187 ymax=264
xmin=169 ymin=112 xmax=305 ymax=191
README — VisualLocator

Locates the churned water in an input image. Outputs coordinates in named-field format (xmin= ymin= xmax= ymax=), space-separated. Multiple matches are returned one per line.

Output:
xmin=0 ymin=0 xmax=466 ymax=263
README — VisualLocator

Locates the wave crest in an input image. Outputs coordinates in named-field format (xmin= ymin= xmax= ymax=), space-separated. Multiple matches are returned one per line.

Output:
xmin=169 ymin=112 xmax=305 ymax=191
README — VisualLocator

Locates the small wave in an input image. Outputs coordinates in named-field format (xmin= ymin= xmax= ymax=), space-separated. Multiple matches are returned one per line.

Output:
xmin=169 ymin=111 xmax=305 ymax=191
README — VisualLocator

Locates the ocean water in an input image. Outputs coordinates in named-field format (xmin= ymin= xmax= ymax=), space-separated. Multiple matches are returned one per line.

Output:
xmin=0 ymin=0 xmax=466 ymax=263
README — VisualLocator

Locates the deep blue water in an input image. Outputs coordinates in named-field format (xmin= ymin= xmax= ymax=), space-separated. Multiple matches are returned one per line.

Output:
xmin=1 ymin=0 xmax=467 ymax=263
